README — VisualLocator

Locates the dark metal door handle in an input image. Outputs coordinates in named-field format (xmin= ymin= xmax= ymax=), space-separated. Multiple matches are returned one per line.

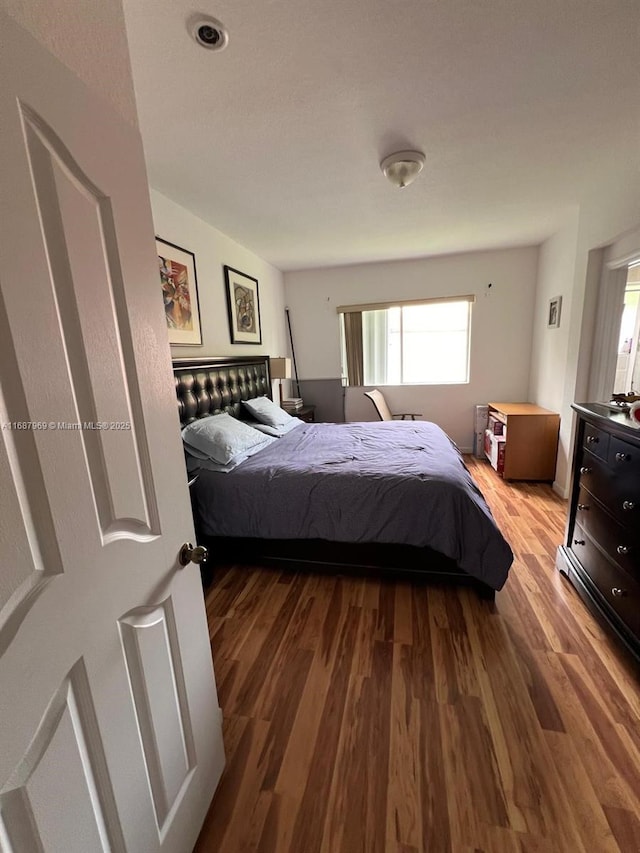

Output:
xmin=179 ymin=542 xmax=209 ymax=567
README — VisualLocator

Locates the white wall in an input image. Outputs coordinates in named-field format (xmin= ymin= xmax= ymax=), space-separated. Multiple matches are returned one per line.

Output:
xmin=151 ymin=190 xmax=288 ymax=378
xmin=528 ymin=214 xmax=579 ymax=490
xmin=0 ymin=0 xmax=138 ymax=127
xmin=284 ymin=246 xmax=539 ymax=449
xmin=529 ymin=170 xmax=640 ymax=497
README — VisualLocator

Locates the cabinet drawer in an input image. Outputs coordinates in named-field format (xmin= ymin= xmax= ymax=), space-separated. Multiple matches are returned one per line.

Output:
xmin=583 ymin=422 xmax=609 ymax=460
xmin=577 ymin=452 xmax=640 ymax=527
xmin=570 ymin=523 xmax=640 ymax=637
xmin=575 ymin=487 xmax=640 ymax=579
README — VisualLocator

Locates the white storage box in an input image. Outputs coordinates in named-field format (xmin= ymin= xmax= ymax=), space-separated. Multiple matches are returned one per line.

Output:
xmin=484 ymin=429 xmax=506 ymax=474
xmin=473 ymin=405 xmax=489 ymax=457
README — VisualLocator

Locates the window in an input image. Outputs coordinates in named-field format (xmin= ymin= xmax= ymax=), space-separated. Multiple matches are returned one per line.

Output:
xmin=339 ymin=296 xmax=473 ymax=385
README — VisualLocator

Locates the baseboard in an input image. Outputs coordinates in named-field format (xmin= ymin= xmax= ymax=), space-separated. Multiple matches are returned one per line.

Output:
xmin=552 ymin=480 xmax=569 ymax=499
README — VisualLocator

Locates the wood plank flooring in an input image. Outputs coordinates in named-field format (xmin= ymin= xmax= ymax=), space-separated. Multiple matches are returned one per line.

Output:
xmin=193 ymin=456 xmax=640 ymax=853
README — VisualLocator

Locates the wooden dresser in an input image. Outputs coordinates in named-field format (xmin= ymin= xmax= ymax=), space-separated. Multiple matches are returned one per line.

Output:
xmin=556 ymin=403 xmax=640 ymax=662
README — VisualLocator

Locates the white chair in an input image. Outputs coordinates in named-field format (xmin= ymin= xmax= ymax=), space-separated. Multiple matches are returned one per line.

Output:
xmin=364 ymin=389 xmax=422 ymax=421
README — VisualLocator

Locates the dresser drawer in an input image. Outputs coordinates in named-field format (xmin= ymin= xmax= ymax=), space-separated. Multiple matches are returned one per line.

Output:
xmin=577 ymin=451 xmax=640 ymax=527
xmin=583 ymin=422 xmax=609 ymax=461
xmin=570 ymin=523 xmax=640 ymax=637
xmin=575 ymin=487 xmax=640 ymax=579
xmin=608 ymin=434 xmax=640 ymax=469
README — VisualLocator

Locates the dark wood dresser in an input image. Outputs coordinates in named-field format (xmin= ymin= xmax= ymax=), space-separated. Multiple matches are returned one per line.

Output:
xmin=557 ymin=403 xmax=640 ymax=662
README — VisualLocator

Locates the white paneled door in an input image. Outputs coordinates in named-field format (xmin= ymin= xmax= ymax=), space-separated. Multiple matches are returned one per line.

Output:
xmin=0 ymin=12 xmax=224 ymax=852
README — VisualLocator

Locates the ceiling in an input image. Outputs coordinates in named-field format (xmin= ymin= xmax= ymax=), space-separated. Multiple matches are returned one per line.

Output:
xmin=123 ymin=0 xmax=639 ymax=271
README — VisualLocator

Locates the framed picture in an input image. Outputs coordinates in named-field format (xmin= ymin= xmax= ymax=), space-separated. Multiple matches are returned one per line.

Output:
xmin=547 ymin=295 xmax=562 ymax=329
xmin=224 ymin=266 xmax=262 ymax=344
xmin=156 ymin=238 xmax=202 ymax=346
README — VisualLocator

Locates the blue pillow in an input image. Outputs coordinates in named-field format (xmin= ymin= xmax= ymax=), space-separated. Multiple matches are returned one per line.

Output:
xmin=185 ymin=448 xmax=258 ymax=474
xmin=242 ymin=396 xmax=293 ymax=428
xmin=250 ymin=418 xmax=304 ymax=437
xmin=181 ymin=413 xmax=274 ymax=465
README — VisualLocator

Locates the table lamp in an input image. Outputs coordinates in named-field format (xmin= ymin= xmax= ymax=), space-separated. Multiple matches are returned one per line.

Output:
xmin=269 ymin=357 xmax=291 ymax=405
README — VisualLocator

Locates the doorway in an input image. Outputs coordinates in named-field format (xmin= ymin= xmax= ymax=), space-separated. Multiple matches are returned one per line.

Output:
xmin=613 ymin=262 xmax=640 ymax=394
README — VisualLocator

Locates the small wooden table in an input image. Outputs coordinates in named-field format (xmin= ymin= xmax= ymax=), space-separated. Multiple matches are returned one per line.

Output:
xmin=292 ymin=405 xmax=316 ymax=423
xmin=487 ymin=402 xmax=560 ymax=481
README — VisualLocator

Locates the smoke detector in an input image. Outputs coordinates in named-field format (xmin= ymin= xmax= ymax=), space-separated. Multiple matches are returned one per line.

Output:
xmin=190 ymin=16 xmax=228 ymax=51
xmin=380 ymin=150 xmax=425 ymax=189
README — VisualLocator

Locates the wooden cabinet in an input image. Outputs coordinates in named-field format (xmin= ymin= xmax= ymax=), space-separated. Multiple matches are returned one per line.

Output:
xmin=556 ymin=403 xmax=640 ymax=663
xmin=487 ymin=402 xmax=560 ymax=481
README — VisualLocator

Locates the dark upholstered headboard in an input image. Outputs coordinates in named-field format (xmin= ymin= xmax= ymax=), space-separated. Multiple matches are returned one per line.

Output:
xmin=173 ymin=356 xmax=272 ymax=426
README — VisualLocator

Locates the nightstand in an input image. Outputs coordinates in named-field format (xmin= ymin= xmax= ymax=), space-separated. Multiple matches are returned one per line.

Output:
xmin=294 ymin=405 xmax=316 ymax=423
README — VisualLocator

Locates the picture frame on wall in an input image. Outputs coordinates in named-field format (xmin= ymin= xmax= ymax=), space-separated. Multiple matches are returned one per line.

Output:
xmin=156 ymin=237 xmax=202 ymax=346
xmin=224 ymin=265 xmax=262 ymax=344
xmin=547 ymin=295 xmax=562 ymax=329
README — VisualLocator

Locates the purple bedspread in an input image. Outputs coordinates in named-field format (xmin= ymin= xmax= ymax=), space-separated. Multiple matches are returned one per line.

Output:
xmin=191 ymin=421 xmax=513 ymax=590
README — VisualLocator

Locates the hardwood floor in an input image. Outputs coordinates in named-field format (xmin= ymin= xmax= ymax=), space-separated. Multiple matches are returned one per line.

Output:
xmin=193 ymin=456 xmax=640 ymax=853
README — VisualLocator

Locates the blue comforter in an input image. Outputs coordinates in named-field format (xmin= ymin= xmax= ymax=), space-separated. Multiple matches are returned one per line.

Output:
xmin=192 ymin=420 xmax=513 ymax=590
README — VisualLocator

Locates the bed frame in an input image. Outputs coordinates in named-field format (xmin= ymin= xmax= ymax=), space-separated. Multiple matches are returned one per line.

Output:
xmin=173 ymin=355 xmax=495 ymax=598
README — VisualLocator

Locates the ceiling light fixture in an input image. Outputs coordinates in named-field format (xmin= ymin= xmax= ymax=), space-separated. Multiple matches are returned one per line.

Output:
xmin=380 ymin=150 xmax=425 ymax=189
xmin=190 ymin=15 xmax=228 ymax=51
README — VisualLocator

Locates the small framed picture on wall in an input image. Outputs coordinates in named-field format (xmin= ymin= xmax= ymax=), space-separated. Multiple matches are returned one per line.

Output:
xmin=547 ymin=295 xmax=562 ymax=329
xmin=224 ymin=266 xmax=262 ymax=344
xmin=156 ymin=237 xmax=203 ymax=346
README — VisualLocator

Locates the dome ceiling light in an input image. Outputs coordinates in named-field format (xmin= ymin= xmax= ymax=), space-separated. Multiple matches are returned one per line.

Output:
xmin=380 ymin=150 xmax=425 ymax=189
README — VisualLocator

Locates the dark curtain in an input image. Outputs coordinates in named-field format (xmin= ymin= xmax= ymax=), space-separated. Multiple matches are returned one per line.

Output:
xmin=343 ymin=311 xmax=364 ymax=386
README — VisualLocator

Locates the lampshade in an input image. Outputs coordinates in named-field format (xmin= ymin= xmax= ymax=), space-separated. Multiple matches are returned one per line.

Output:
xmin=380 ymin=150 xmax=425 ymax=189
xmin=269 ymin=357 xmax=291 ymax=380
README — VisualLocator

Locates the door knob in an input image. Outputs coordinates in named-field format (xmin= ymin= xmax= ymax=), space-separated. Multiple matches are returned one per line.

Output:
xmin=179 ymin=542 xmax=209 ymax=567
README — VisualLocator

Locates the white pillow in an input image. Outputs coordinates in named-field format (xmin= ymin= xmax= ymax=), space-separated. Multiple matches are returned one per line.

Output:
xmin=250 ymin=418 xmax=303 ymax=437
xmin=242 ymin=396 xmax=293 ymax=428
xmin=181 ymin=413 xmax=274 ymax=465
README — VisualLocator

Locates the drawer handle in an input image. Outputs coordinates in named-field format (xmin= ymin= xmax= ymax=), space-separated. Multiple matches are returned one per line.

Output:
xmin=577 ymin=503 xmax=590 ymax=511
xmin=622 ymin=500 xmax=635 ymax=511
xmin=611 ymin=587 xmax=628 ymax=597
xmin=574 ymin=539 xmax=585 ymax=546
xmin=579 ymin=466 xmax=592 ymax=475
xmin=615 ymin=452 xmax=628 ymax=463
xmin=616 ymin=544 xmax=630 ymax=555
xmin=587 ymin=435 xmax=599 ymax=444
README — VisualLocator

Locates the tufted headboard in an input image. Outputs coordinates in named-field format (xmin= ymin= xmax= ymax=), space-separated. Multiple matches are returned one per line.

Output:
xmin=173 ymin=356 xmax=272 ymax=426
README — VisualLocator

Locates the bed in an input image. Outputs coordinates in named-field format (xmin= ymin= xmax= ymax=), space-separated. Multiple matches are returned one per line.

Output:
xmin=174 ymin=355 xmax=513 ymax=598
